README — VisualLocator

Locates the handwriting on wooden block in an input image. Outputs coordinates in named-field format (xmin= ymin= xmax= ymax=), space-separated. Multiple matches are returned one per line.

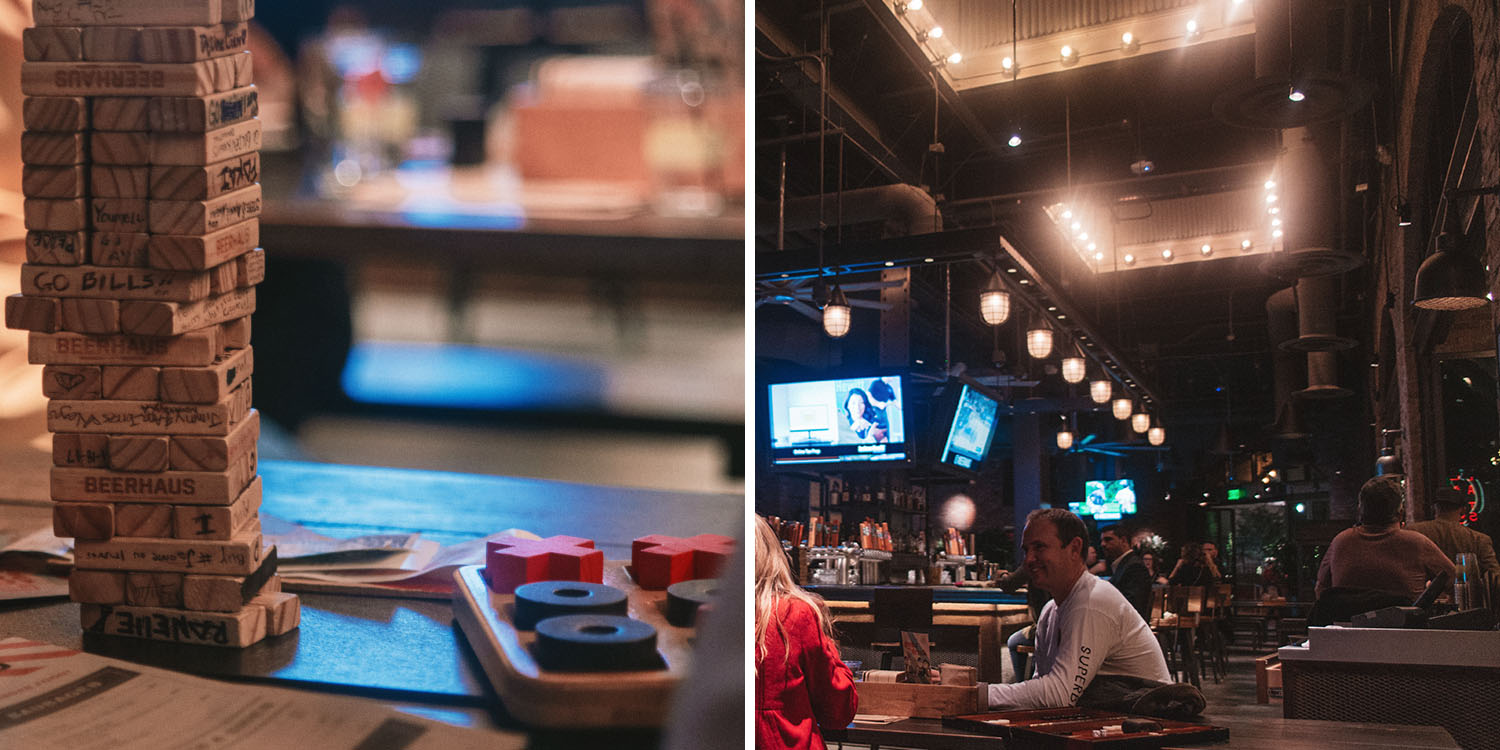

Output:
xmin=25 ymin=230 xmax=85 ymax=265
xmin=209 ymin=260 xmax=237 ymax=294
xmin=151 ymin=118 xmax=259 ymax=166
xmin=115 ymin=503 xmax=174 ymax=537
xmin=22 ymin=264 xmax=211 ymax=302
xmin=33 ymin=0 xmax=224 ymax=27
xmin=101 ymin=365 xmax=160 ymax=400
xmin=148 ymin=184 xmax=260 ymax=235
xmin=29 ymin=329 xmax=219 ymax=366
xmin=182 ymin=550 xmax=276 ymax=612
xmin=235 ymin=247 xmax=264 ymax=287
xmin=90 ymin=197 xmax=149 ymax=232
xmin=90 ymin=166 xmax=149 ymax=199
xmin=147 ymin=219 xmax=256 ymax=271
xmin=221 ymin=0 xmax=252 ymax=22
xmin=54 ymin=501 xmax=113 ymax=539
xmin=23 ymin=165 xmax=86 ymax=198
xmin=107 ymin=435 xmax=170 ymax=472
xmin=81 ymin=602 xmax=267 ymax=648
xmin=91 ymin=131 xmax=150 ymax=165
xmin=139 ymin=22 xmax=247 ymax=62
xmin=120 ymin=286 xmax=254 ymax=336
xmin=92 ymin=233 xmax=151 ymax=267
xmin=80 ymin=25 xmax=139 ymax=61
xmin=48 ymin=382 xmax=250 ymax=437
xmin=21 ymin=132 xmax=84 ymax=165
xmin=174 ymin=475 xmax=260 ymax=539
xmin=60 ymin=298 xmax=120 ymax=334
xmin=170 ymin=407 xmax=257 ymax=470
xmin=73 ymin=531 xmax=263 ymax=575
xmin=125 ymin=572 xmax=184 ymax=607
xmin=70 ymin=570 xmax=126 ymax=604
xmin=5 ymin=293 xmax=60 ymax=332
xmin=252 ymin=590 xmax=298 ymax=635
xmin=23 ymin=26 xmax=82 ymax=61
xmin=24 ymin=198 xmax=87 ymax=231
xmin=90 ymin=96 xmax=150 ymax=130
xmin=54 ymin=432 xmax=108 ymax=467
xmin=150 ymin=151 xmax=258 ymax=201
xmin=147 ymin=84 xmax=255 ymax=131
xmin=22 ymin=59 xmax=230 ymax=97
xmin=43 ymin=366 xmax=101 ymax=400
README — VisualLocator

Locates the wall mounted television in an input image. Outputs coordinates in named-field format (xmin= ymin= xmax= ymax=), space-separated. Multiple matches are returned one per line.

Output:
xmin=1069 ymin=479 xmax=1138 ymax=521
xmin=768 ymin=375 xmax=908 ymax=466
xmin=938 ymin=383 xmax=1000 ymax=472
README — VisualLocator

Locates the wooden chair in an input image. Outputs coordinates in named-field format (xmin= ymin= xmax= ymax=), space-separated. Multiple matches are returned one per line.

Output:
xmin=1160 ymin=585 xmax=1203 ymax=686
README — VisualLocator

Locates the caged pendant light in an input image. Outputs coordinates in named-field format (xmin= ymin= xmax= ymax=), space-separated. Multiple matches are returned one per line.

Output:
xmin=979 ymin=271 xmax=1011 ymax=325
xmin=1131 ymin=411 xmax=1151 ymax=434
xmin=1026 ymin=314 xmax=1054 ymax=358
xmin=1112 ymin=398 xmax=1133 ymax=420
xmin=1090 ymin=378 xmax=1112 ymax=404
xmin=823 ymin=284 xmax=851 ymax=338
xmin=1148 ymin=425 xmax=1166 ymax=446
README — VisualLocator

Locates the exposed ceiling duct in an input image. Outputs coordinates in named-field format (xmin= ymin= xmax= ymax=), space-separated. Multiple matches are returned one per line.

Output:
xmin=1213 ymin=0 xmax=1372 ymax=129
xmin=759 ymin=184 xmax=942 ymax=241
xmin=1264 ymin=126 xmax=1364 ymax=278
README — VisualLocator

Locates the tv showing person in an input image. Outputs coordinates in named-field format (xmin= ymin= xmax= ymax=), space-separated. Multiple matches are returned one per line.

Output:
xmin=841 ymin=388 xmax=887 ymax=443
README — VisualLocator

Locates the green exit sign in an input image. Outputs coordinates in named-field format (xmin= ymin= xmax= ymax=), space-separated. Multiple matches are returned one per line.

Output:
xmin=1227 ymin=488 xmax=1245 ymax=501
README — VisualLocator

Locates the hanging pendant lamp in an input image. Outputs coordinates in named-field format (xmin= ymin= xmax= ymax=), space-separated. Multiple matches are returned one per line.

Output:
xmin=1112 ymin=398 xmax=1133 ymax=420
xmin=1090 ymin=378 xmax=1112 ymax=404
xmin=823 ymin=284 xmax=851 ymax=338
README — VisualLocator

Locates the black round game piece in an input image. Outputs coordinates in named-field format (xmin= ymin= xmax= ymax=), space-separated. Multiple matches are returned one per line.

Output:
xmin=534 ymin=615 xmax=662 ymax=672
xmin=513 ymin=581 xmax=628 ymax=630
xmin=666 ymin=578 xmax=719 ymax=627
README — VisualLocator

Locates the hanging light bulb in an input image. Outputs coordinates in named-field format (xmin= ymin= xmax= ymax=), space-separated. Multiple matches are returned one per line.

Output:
xmin=1148 ymin=426 xmax=1166 ymax=446
xmin=1057 ymin=430 xmax=1075 ymax=450
xmin=1090 ymin=379 xmax=1112 ymax=404
xmin=1131 ymin=412 xmax=1151 ymax=433
xmin=1112 ymin=398 xmax=1133 ymax=420
xmin=1026 ymin=326 xmax=1053 ymax=358
xmin=823 ymin=284 xmax=851 ymax=338
xmin=979 ymin=272 xmax=1010 ymax=325
xmin=1061 ymin=356 xmax=1086 ymax=383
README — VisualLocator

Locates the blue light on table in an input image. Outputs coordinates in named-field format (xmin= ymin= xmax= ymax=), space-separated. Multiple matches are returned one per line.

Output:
xmin=341 ymin=341 xmax=607 ymax=411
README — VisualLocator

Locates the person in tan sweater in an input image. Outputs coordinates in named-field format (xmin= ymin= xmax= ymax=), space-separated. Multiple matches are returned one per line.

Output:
xmin=1411 ymin=487 xmax=1499 ymax=607
xmin=1316 ymin=475 xmax=1456 ymax=602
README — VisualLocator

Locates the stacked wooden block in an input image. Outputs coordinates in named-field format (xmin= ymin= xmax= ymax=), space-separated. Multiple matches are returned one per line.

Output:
xmin=7 ymin=0 xmax=297 ymax=648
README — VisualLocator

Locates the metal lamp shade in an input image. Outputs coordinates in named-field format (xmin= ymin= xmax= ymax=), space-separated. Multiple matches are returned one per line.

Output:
xmin=1131 ymin=412 xmax=1151 ymax=433
xmin=1090 ymin=379 xmax=1112 ymax=404
xmin=1112 ymin=398 xmax=1133 ymax=420
xmin=1061 ymin=357 xmax=1086 ymax=383
xmin=1026 ymin=328 xmax=1053 ymax=358
xmin=823 ymin=285 xmax=851 ymax=337
xmin=1413 ymin=239 xmax=1489 ymax=310
xmin=1148 ymin=426 xmax=1165 ymax=446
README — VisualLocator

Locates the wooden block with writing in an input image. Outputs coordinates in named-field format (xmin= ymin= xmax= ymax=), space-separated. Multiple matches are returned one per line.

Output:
xmin=5 ymin=294 xmax=60 ymax=332
xmin=53 ymin=501 xmax=113 ymax=540
xmin=146 ymin=219 xmax=256 ymax=270
xmin=91 ymin=97 xmax=151 ymax=131
xmin=24 ymin=198 xmax=87 ymax=231
xmin=150 ymin=118 xmax=259 ymax=166
xmin=115 ymin=503 xmax=174 ymax=537
xmin=124 ymin=572 xmax=184 ymax=607
xmin=182 ymin=551 xmax=277 ymax=612
xmin=219 ymin=315 xmax=250 ymax=348
xmin=147 ymin=84 xmax=255 ymax=132
xmin=140 ymin=22 xmax=248 ymax=62
xmin=54 ymin=432 xmax=108 ymax=467
xmin=25 ymin=231 xmax=86 ymax=265
xmin=148 ymin=184 xmax=260 ymax=235
xmin=91 ymin=167 xmax=150 ymax=199
xmin=91 ymin=131 xmax=150 ymax=165
xmin=221 ymin=0 xmax=253 ymax=22
xmin=21 ymin=132 xmax=84 ymax=165
xmin=29 ymin=329 xmax=219 ymax=366
xmin=33 ymin=0 xmax=223 ymax=27
xmin=42 ymin=366 xmax=101 ymax=399
xmin=22 ymin=96 xmax=87 ymax=131
xmin=81 ymin=602 xmax=267 ymax=648
xmin=73 ymin=530 xmax=263 ymax=574
xmin=252 ymin=591 xmax=298 ymax=635
xmin=69 ymin=570 xmax=126 ymax=604
xmin=89 ymin=197 xmax=149 ymax=233
xmin=174 ymin=474 xmax=260 ymax=540
xmin=80 ymin=26 xmax=139 ymax=61
xmin=22 ymin=165 xmax=86 ymax=198
xmin=150 ymin=151 xmax=258 ymax=201
xmin=101 ymin=365 xmax=159 ymax=400
xmin=107 ymin=435 xmax=170 ymax=472
xmin=48 ymin=381 xmax=250 ymax=437
xmin=60 ymin=298 xmax=120 ymax=334
xmin=21 ymin=264 xmax=211 ymax=302
xmin=209 ymin=260 xmax=237 ymax=294
xmin=22 ymin=59 xmax=229 ymax=97
xmin=92 ymin=233 xmax=151 ymax=266
xmin=170 ymin=407 xmax=257 ymax=470
xmin=235 ymin=247 xmax=264 ymax=287
xmin=23 ymin=27 xmax=82 ymax=61
xmin=120 ymin=285 xmax=253 ymax=336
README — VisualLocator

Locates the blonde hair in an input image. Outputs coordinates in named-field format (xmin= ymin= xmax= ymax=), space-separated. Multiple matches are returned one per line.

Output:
xmin=755 ymin=515 xmax=836 ymax=672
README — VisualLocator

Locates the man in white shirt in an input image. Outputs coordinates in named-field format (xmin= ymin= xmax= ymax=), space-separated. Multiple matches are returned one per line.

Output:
xmin=988 ymin=508 xmax=1202 ymax=717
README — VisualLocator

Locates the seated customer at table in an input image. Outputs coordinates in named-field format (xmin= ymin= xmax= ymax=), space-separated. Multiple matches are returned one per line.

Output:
xmin=1410 ymin=487 xmax=1500 ymax=580
xmin=1099 ymin=524 xmax=1151 ymax=622
xmin=996 ymin=566 xmax=1051 ymax=683
xmin=1316 ymin=475 xmax=1455 ymax=602
xmin=1167 ymin=542 xmax=1220 ymax=586
xmin=988 ymin=510 xmax=1196 ymax=717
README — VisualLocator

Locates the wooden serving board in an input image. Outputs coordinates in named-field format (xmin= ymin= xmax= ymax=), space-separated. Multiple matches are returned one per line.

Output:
xmin=451 ymin=561 xmax=695 ymax=728
xmin=945 ymin=708 xmax=1228 ymax=749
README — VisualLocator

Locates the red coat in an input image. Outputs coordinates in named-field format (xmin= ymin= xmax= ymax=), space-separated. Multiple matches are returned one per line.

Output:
xmin=755 ymin=597 xmax=859 ymax=750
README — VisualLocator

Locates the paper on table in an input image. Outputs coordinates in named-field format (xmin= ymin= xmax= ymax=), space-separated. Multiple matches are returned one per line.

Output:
xmin=0 ymin=638 xmax=524 ymax=749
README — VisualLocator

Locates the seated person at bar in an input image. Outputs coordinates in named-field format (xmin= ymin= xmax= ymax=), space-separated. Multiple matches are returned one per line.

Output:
xmin=1316 ymin=475 xmax=1455 ymax=602
xmin=1099 ymin=525 xmax=1151 ymax=622
xmin=1410 ymin=487 xmax=1500 ymax=581
xmin=988 ymin=509 xmax=1181 ymax=712
xmin=996 ymin=566 xmax=1051 ymax=683
xmin=1167 ymin=541 xmax=1220 ymax=586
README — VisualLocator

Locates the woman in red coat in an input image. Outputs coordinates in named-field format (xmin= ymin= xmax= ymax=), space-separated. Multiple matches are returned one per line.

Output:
xmin=755 ymin=516 xmax=859 ymax=750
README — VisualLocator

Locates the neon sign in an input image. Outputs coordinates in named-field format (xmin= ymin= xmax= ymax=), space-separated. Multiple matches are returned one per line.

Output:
xmin=1447 ymin=473 xmax=1485 ymax=526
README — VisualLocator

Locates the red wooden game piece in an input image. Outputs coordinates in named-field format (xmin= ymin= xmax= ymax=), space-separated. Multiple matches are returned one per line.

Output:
xmin=485 ymin=535 xmax=604 ymax=594
xmin=630 ymin=534 xmax=735 ymax=589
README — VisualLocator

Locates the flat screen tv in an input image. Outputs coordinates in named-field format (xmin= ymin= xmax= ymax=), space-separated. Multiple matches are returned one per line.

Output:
xmin=1069 ymin=479 xmax=1138 ymax=521
xmin=768 ymin=376 xmax=908 ymax=466
xmin=939 ymin=383 xmax=1000 ymax=471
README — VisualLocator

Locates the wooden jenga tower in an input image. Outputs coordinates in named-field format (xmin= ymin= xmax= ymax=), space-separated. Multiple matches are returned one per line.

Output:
xmin=8 ymin=0 xmax=297 ymax=648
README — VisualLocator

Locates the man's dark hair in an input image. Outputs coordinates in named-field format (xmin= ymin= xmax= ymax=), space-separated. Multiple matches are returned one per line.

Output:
xmin=1358 ymin=475 xmax=1405 ymax=526
xmin=1099 ymin=524 xmax=1128 ymax=541
xmin=869 ymin=378 xmax=895 ymax=403
xmin=1432 ymin=487 xmax=1470 ymax=510
xmin=1027 ymin=508 xmax=1088 ymax=559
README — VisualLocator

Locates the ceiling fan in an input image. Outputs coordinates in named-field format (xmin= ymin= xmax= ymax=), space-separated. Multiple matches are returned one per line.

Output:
xmin=1067 ymin=432 xmax=1162 ymax=458
xmin=754 ymin=277 xmax=897 ymax=321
